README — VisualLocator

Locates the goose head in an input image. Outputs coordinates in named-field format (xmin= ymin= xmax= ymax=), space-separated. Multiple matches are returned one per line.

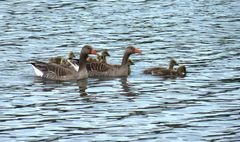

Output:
xmin=81 ymin=45 xmax=97 ymax=56
xmin=169 ymin=59 xmax=178 ymax=70
xmin=68 ymin=51 xmax=76 ymax=60
xmin=101 ymin=49 xmax=110 ymax=57
xmin=125 ymin=45 xmax=142 ymax=55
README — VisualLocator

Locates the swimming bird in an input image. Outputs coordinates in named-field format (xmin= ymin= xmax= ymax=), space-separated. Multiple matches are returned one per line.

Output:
xmin=151 ymin=65 xmax=187 ymax=77
xmin=30 ymin=45 xmax=97 ymax=81
xmin=143 ymin=59 xmax=178 ymax=74
xmin=86 ymin=45 xmax=141 ymax=77
xmin=97 ymin=49 xmax=110 ymax=63
xmin=48 ymin=51 xmax=76 ymax=65
xmin=86 ymin=49 xmax=110 ymax=63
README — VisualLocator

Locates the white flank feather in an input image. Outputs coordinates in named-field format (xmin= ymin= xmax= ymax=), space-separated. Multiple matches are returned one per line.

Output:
xmin=31 ymin=64 xmax=43 ymax=77
xmin=67 ymin=60 xmax=79 ymax=71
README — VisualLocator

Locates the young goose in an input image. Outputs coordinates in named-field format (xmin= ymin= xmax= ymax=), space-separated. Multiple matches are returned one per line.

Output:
xmin=60 ymin=51 xmax=77 ymax=67
xmin=86 ymin=45 xmax=141 ymax=77
xmin=127 ymin=59 xmax=135 ymax=75
xmin=86 ymin=49 xmax=110 ymax=63
xmin=152 ymin=65 xmax=187 ymax=77
xmin=87 ymin=57 xmax=98 ymax=63
xmin=30 ymin=45 xmax=97 ymax=81
xmin=68 ymin=51 xmax=76 ymax=60
xmin=143 ymin=59 xmax=178 ymax=74
xmin=48 ymin=56 xmax=63 ymax=64
xmin=97 ymin=49 xmax=110 ymax=63
xmin=48 ymin=51 xmax=76 ymax=64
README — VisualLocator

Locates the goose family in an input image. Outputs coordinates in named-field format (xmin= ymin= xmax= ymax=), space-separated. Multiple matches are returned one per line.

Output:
xmin=30 ymin=45 xmax=187 ymax=81
xmin=144 ymin=59 xmax=186 ymax=77
xmin=86 ymin=45 xmax=141 ymax=77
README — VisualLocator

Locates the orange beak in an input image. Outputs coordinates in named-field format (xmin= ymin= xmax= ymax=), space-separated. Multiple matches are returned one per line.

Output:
xmin=91 ymin=49 xmax=97 ymax=55
xmin=133 ymin=48 xmax=142 ymax=54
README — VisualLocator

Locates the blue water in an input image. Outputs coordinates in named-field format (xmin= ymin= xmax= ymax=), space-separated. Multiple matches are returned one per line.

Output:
xmin=0 ymin=0 xmax=240 ymax=141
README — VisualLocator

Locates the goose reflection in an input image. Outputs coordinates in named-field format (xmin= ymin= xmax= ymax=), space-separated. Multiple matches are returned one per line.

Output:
xmin=32 ymin=76 xmax=88 ymax=96
xmin=77 ymin=79 xmax=88 ymax=96
xmin=119 ymin=77 xmax=136 ymax=97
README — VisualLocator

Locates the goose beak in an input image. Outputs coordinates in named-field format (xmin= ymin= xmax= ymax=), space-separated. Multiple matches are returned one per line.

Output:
xmin=91 ymin=49 xmax=97 ymax=55
xmin=106 ymin=52 xmax=110 ymax=56
xmin=134 ymin=48 xmax=142 ymax=54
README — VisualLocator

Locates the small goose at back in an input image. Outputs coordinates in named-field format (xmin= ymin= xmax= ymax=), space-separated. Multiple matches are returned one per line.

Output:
xmin=48 ymin=51 xmax=76 ymax=65
xmin=152 ymin=65 xmax=187 ymax=77
xmin=143 ymin=59 xmax=178 ymax=74
xmin=97 ymin=49 xmax=110 ymax=63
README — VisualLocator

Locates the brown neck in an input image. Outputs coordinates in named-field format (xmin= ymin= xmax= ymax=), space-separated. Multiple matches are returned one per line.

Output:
xmin=78 ymin=53 xmax=88 ymax=72
xmin=102 ymin=55 xmax=107 ymax=63
xmin=169 ymin=63 xmax=174 ymax=70
xmin=121 ymin=52 xmax=131 ymax=66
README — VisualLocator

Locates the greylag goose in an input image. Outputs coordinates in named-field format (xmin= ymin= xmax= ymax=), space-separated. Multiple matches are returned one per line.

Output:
xmin=112 ymin=59 xmax=134 ymax=75
xmin=86 ymin=45 xmax=141 ymax=77
xmin=48 ymin=51 xmax=76 ymax=64
xmin=30 ymin=45 xmax=97 ymax=81
xmin=152 ymin=65 xmax=187 ymax=77
xmin=143 ymin=59 xmax=178 ymax=74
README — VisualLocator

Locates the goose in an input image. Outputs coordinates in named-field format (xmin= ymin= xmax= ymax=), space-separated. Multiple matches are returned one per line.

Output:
xmin=86 ymin=45 xmax=141 ymax=77
xmin=112 ymin=59 xmax=134 ymax=75
xmin=48 ymin=51 xmax=76 ymax=64
xmin=97 ymin=49 xmax=110 ymax=63
xmin=143 ymin=59 xmax=178 ymax=74
xmin=151 ymin=65 xmax=187 ymax=77
xmin=30 ymin=45 xmax=97 ymax=81
xmin=86 ymin=49 xmax=110 ymax=63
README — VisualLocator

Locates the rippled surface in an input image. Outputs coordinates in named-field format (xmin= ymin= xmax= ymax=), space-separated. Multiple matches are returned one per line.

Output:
xmin=0 ymin=0 xmax=240 ymax=141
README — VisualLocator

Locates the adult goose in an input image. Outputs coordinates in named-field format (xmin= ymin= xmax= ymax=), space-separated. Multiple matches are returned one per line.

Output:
xmin=86 ymin=46 xmax=141 ymax=77
xmin=152 ymin=65 xmax=187 ymax=77
xmin=112 ymin=59 xmax=134 ymax=75
xmin=143 ymin=59 xmax=178 ymax=74
xmin=30 ymin=45 xmax=97 ymax=81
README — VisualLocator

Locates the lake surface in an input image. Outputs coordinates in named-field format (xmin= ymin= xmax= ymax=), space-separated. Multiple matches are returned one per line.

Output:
xmin=0 ymin=0 xmax=240 ymax=141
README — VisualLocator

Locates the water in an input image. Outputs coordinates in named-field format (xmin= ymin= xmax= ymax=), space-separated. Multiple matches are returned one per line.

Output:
xmin=0 ymin=0 xmax=240 ymax=141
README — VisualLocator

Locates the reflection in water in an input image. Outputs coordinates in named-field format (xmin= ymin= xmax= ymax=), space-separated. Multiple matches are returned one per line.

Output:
xmin=120 ymin=77 xmax=137 ymax=97
xmin=33 ymin=77 xmax=89 ymax=96
xmin=77 ymin=79 xmax=88 ymax=96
